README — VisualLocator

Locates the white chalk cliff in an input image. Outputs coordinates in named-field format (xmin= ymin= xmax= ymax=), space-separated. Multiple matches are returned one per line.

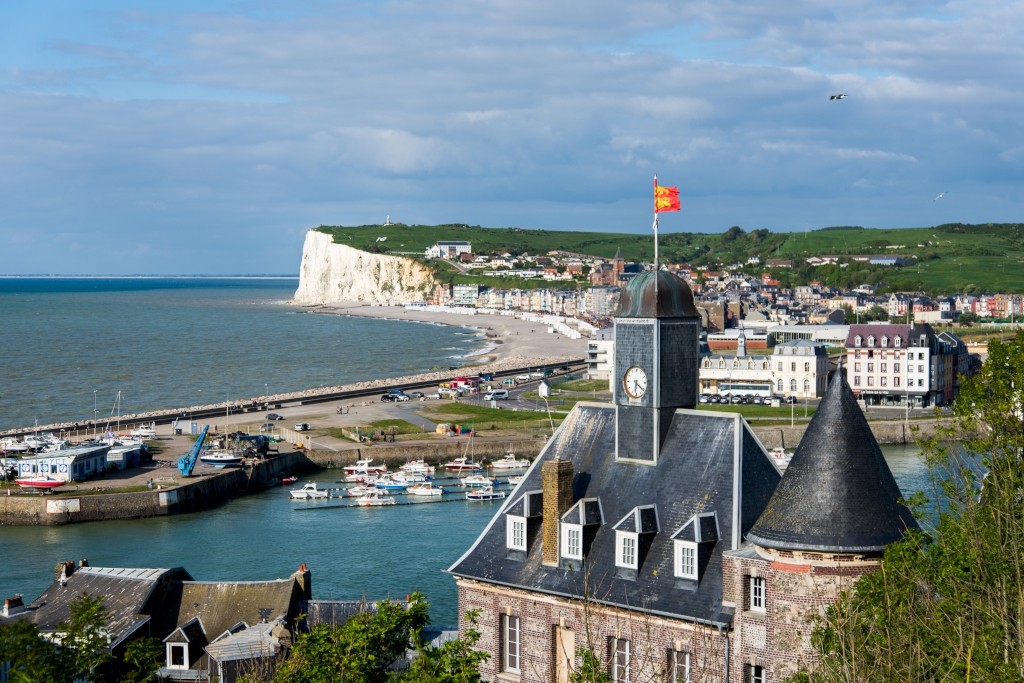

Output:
xmin=293 ymin=230 xmax=437 ymax=305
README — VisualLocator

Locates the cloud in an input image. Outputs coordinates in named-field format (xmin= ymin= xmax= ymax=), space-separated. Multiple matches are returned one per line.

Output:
xmin=0 ymin=0 xmax=1022 ymax=273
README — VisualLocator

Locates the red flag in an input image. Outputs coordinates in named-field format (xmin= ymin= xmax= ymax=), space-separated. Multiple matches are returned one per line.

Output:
xmin=654 ymin=183 xmax=680 ymax=213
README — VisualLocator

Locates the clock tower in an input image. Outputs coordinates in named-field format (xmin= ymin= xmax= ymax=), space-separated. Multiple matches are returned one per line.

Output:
xmin=613 ymin=270 xmax=702 ymax=464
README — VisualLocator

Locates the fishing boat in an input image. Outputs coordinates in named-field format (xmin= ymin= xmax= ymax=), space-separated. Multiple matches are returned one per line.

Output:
xmin=489 ymin=452 xmax=531 ymax=469
xmin=461 ymin=474 xmax=495 ymax=488
xmin=407 ymin=482 xmax=445 ymax=497
xmin=289 ymin=482 xmax=329 ymax=500
xmin=445 ymin=456 xmax=482 ymax=473
xmin=15 ymin=476 xmax=66 ymax=491
xmin=200 ymin=451 xmax=244 ymax=468
xmin=466 ymin=485 xmax=506 ymax=501
xmin=356 ymin=490 xmax=396 ymax=506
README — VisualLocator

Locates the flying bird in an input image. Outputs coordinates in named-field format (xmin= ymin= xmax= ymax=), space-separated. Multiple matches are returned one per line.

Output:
xmin=830 ymin=94 xmax=848 ymax=100
xmin=933 ymin=192 xmax=947 ymax=202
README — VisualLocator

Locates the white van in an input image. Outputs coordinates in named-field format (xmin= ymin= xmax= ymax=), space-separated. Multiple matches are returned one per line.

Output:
xmin=484 ymin=389 xmax=510 ymax=401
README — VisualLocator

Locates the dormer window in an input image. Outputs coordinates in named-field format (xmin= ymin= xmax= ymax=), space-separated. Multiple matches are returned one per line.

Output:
xmin=895 ymin=336 xmax=902 ymax=347
xmin=671 ymin=512 xmax=720 ymax=584
xmin=560 ymin=498 xmax=603 ymax=566
xmin=855 ymin=335 xmax=862 ymax=347
xmin=504 ymin=490 xmax=542 ymax=557
xmin=867 ymin=336 xmax=875 ymax=347
xmin=613 ymin=506 xmax=659 ymax=578
xmin=881 ymin=336 xmax=889 ymax=347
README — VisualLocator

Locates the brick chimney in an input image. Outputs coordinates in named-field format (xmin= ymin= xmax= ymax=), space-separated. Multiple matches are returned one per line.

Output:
xmin=2 ymin=595 xmax=25 ymax=617
xmin=294 ymin=563 xmax=312 ymax=601
xmin=542 ymin=458 xmax=574 ymax=567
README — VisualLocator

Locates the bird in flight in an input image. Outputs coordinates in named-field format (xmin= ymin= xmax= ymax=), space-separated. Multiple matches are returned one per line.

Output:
xmin=933 ymin=192 xmax=947 ymax=202
xmin=830 ymin=94 xmax=848 ymax=100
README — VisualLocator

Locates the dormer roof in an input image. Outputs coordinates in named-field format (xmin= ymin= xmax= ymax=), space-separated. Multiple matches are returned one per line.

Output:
xmin=746 ymin=370 xmax=919 ymax=553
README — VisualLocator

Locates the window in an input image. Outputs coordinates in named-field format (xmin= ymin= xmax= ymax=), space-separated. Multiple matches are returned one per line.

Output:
xmin=670 ymin=650 xmax=692 ymax=683
xmin=894 ymin=377 xmax=901 ymax=387
xmin=168 ymin=643 xmax=187 ymax=669
xmin=854 ymin=376 xmax=861 ymax=386
xmin=895 ymin=337 xmax=902 ymax=347
xmin=868 ymin=377 xmax=874 ymax=386
xmin=747 ymin=664 xmax=765 ymax=683
xmin=804 ymin=362 xmax=810 ymax=372
xmin=612 ymin=638 xmax=631 ymax=683
xmin=854 ymin=362 xmax=861 ymax=372
xmin=620 ymin=535 xmax=637 ymax=568
xmin=790 ymin=379 xmax=797 ymax=392
xmin=881 ymin=336 xmax=889 ymax=347
xmin=777 ymin=362 xmax=783 ymax=371
xmin=750 ymin=576 xmax=766 ymax=612
xmin=503 ymin=614 xmax=521 ymax=673
xmin=868 ymin=336 xmax=875 ymax=347
xmin=777 ymin=379 xmax=784 ymax=392
xmin=791 ymin=362 xmax=796 ymax=372
xmin=676 ymin=542 xmax=697 ymax=579
xmin=881 ymin=377 xmax=887 ymax=387
xmin=563 ymin=525 xmax=582 ymax=560
xmin=855 ymin=335 xmax=862 ymax=346
xmin=803 ymin=379 xmax=810 ymax=394
xmin=894 ymin=363 xmax=900 ymax=373
xmin=507 ymin=517 xmax=526 ymax=551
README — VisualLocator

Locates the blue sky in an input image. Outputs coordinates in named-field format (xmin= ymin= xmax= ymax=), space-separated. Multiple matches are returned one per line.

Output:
xmin=2 ymin=1 xmax=1022 ymax=274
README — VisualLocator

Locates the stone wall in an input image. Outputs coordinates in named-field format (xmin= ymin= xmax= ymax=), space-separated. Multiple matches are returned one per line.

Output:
xmin=300 ymin=439 xmax=545 ymax=469
xmin=751 ymin=417 xmax=942 ymax=450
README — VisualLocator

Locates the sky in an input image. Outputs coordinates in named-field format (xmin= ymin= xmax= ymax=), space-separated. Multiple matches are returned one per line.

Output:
xmin=2 ymin=1 xmax=1023 ymax=275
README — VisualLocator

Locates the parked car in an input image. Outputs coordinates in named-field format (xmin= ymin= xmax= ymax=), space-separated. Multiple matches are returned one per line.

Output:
xmin=395 ymin=394 xmax=410 ymax=401
xmin=259 ymin=423 xmax=277 ymax=433
xmin=267 ymin=413 xmax=285 ymax=420
xmin=381 ymin=394 xmax=399 ymax=402
xmin=409 ymin=391 xmax=424 ymax=398
xmin=484 ymin=389 xmax=510 ymax=400
xmin=294 ymin=423 xmax=310 ymax=431
xmin=478 ymin=372 xmax=494 ymax=381
xmin=425 ymin=391 xmax=441 ymax=399
xmin=516 ymin=374 xmax=532 ymax=382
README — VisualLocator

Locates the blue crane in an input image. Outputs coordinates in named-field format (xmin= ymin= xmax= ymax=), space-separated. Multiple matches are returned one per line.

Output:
xmin=177 ymin=424 xmax=211 ymax=477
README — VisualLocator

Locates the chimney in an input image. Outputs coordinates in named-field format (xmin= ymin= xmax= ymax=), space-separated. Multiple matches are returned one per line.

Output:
xmin=294 ymin=563 xmax=312 ymax=601
xmin=542 ymin=458 xmax=574 ymax=567
xmin=2 ymin=595 xmax=25 ymax=617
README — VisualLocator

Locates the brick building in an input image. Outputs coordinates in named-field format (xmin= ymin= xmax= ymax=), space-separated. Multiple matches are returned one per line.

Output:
xmin=449 ymin=270 xmax=916 ymax=682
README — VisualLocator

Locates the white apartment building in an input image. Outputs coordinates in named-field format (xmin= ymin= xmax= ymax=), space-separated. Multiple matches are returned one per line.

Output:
xmin=845 ymin=323 xmax=954 ymax=407
xmin=771 ymin=339 xmax=830 ymax=399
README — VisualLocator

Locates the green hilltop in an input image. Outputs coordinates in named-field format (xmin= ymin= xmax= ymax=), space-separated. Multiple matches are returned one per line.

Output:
xmin=315 ymin=222 xmax=1024 ymax=295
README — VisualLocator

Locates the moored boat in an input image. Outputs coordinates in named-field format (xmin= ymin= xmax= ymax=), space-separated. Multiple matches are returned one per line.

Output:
xmin=445 ymin=456 xmax=482 ymax=473
xmin=289 ymin=482 xmax=329 ymax=500
xmin=769 ymin=447 xmax=793 ymax=469
xmin=400 ymin=458 xmax=435 ymax=476
xmin=489 ymin=452 xmax=531 ymax=469
xmin=466 ymin=485 xmax=505 ymax=501
xmin=373 ymin=474 xmax=408 ymax=492
xmin=356 ymin=490 xmax=396 ymax=506
xmin=344 ymin=459 xmax=387 ymax=477
xmin=507 ymin=474 xmax=525 ymax=486
xmin=462 ymin=474 xmax=495 ymax=488
xmin=407 ymin=482 xmax=445 ymax=496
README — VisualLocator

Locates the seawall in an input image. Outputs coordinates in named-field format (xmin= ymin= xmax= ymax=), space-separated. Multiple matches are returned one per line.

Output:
xmin=750 ymin=418 xmax=942 ymax=450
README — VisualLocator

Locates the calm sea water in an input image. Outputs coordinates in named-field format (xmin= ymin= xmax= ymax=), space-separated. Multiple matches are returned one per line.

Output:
xmin=0 ymin=278 xmax=483 ymax=432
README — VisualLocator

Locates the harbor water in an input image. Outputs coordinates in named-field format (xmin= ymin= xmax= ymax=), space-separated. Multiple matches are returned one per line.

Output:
xmin=0 ymin=446 xmax=931 ymax=625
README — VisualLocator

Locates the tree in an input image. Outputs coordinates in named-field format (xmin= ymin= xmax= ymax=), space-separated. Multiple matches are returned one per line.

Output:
xmin=795 ymin=331 xmax=1024 ymax=682
xmin=403 ymin=609 xmax=489 ymax=683
xmin=119 ymin=637 xmax=164 ymax=683
xmin=59 ymin=593 xmax=113 ymax=682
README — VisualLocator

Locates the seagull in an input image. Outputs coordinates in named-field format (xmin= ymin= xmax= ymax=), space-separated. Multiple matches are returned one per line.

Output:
xmin=933 ymin=191 xmax=947 ymax=202
xmin=830 ymin=94 xmax=848 ymax=100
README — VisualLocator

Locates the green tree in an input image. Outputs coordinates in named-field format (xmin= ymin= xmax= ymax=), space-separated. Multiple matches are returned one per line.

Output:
xmin=119 ymin=637 xmax=164 ymax=683
xmin=403 ymin=609 xmax=489 ymax=683
xmin=0 ymin=618 xmax=73 ymax=683
xmin=59 ymin=593 xmax=113 ymax=682
xmin=796 ymin=331 xmax=1024 ymax=682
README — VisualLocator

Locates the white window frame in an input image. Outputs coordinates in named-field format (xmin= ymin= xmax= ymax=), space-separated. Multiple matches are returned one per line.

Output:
xmin=750 ymin=575 xmax=766 ymax=612
xmin=674 ymin=541 xmax=698 ymax=579
xmin=748 ymin=664 xmax=765 ymax=683
xmin=670 ymin=650 xmax=692 ymax=683
xmin=502 ymin=614 xmax=521 ymax=674
xmin=562 ymin=523 xmax=583 ymax=561
xmin=506 ymin=516 xmax=527 ymax=551
xmin=167 ymin=643 xmax=188 ymax=670
xmin=617 ymin=532 xmax=638 ymax=569
xmin=612 ymin=637 xmax=631 ymax=683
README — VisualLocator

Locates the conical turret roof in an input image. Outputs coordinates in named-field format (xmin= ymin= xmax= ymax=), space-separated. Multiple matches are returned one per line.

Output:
xmin=614 ymin=270 xmax=699 ymax=318
xmin=746 ymin=369 xmax=919 ymax=553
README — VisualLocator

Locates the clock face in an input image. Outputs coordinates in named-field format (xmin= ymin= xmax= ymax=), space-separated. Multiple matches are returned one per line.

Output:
xmin=623 ymin=365 xmax=648 ymax=399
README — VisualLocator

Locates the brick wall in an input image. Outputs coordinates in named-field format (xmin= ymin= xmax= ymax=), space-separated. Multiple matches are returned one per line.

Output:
xmin=457 ymin=579 xmax=729 ymax=683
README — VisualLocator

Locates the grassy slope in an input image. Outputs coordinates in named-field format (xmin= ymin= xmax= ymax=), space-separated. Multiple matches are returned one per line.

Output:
xmin=315 ymin=222 xmax=1024 ymax=294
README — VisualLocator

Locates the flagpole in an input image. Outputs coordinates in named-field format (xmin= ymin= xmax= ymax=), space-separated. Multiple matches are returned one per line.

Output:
xmin=653 ymin=174 xmax=659 ymax=269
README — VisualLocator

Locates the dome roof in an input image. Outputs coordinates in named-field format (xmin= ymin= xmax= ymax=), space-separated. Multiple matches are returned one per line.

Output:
xmin=745 ymin=369 xmax=919 ymax=553
xmin=615 ymin=270 xmax=700 ymax=319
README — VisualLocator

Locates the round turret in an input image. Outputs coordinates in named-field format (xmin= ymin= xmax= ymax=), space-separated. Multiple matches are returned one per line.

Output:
xmin=615 ymin=270 xmax=699 ymax=319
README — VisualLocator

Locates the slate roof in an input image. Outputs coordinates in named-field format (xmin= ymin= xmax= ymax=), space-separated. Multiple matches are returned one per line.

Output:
xmin=615 ymin=271 xmax=701 ymax=319
xmin=746 ymin=369 xmax=920 ymax=553
xmin=4 ymin=566 xmax=193 ymax=648
xmin=448 ymin=402 xmax=780 ymax=626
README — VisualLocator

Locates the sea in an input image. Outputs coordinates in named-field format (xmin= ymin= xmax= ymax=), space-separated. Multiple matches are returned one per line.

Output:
xmin=0 ymin=277 xmax=485 ymax=432
xmin=0 ymin=278 xmax=933 ymax=625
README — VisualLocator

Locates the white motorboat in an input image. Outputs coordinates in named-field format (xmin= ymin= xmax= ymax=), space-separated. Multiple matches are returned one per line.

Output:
xmin=507 ymin=474 xmax=525 ymax=486
xmin=489 ymin=452 xmax=531 ymax=469
xmin=393 ymin=471 xmax=427 ymax=485
xmin=1 ymin=438 xmax=30 ymax=453
xmin=346 ymin=484 xmax=378 ymax=496
xmin=407 ymin=482 xmax=446 ymax=496
xmin=400 ymin=458 xmax=435 ymax=475
xmin=462 ymin=474 xmax=495 ymax=488
xmin=466 ymin=485 xmax=506 ymax=501
xmin=374 ymin=474 xmax=408 ymax=491
xmin=344 ymin=459 xmax=387 ymax=477
xmin=290 ymin=482 xmax=329 ymax=500
xmin=356 ymin=490 xmax=396 ymax=506
xmin=131 ymin=423 xmax=158 ymax=439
